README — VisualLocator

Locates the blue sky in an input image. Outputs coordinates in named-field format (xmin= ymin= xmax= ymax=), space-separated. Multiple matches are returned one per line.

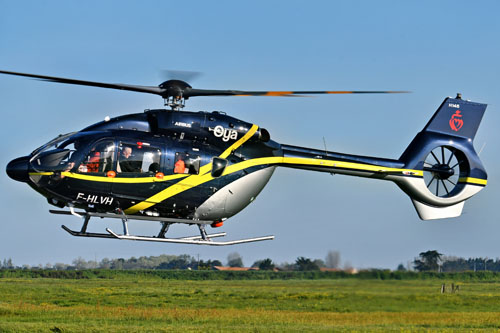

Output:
xmin=0 ymin=1 xmax=499 ymax=268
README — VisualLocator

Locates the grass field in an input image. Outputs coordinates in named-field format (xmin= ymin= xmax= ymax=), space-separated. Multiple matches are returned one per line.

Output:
xmin=1 ymin=273 xmax=500 ymax=332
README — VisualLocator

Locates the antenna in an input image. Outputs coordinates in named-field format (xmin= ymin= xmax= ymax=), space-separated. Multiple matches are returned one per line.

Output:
xmin=478 ymin=142 xmax=486 ymax=156
xmin=322 ymin=136 xmax=328 ymax=156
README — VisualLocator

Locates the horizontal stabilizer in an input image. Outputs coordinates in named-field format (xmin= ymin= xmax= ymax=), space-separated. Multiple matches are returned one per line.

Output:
xmin=411 ymin=199 xmax=464 ymax=220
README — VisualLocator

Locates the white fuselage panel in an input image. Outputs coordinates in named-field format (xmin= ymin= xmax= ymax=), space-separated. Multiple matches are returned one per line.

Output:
xmin=194 ymin=167 xmax=276 ymax=221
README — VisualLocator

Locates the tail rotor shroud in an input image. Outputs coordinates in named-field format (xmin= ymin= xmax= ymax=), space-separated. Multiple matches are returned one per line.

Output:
xmin=423 ymin=146 xmax=468 ymax=198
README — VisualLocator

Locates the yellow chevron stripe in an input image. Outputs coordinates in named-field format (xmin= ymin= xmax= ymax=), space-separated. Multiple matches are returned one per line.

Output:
xmin=458 ymin=177 xmax=487 ymax=186
xmin=220 ymin=124 xmax=259 ymax=159
xmin=124 ymin=124 xmax=260 ymax=214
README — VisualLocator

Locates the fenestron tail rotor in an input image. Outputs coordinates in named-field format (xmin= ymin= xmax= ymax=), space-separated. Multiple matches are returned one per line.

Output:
xmin=0 ymin=70 xmax=409 ymax=110
xmin=423 ymin=146 xmax=466 ymax=197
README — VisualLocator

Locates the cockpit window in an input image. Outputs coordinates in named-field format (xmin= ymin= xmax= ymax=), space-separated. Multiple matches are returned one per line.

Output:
xmin=117 ymin=141 xmax=162 ymax=174
xmin=77 ymin=141 xmax=115 ymax=173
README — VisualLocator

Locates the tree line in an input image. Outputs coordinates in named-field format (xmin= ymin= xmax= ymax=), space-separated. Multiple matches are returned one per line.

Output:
xmin=0 ymin=250 xmax=345 ymax=271
xmin=398 ymin=250 xmax=500 ymax=273
xmin=2 ymin=250 xmax=500 ymax=272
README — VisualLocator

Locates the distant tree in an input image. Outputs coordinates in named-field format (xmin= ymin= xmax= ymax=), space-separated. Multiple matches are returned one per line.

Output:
xmin=53 ymin=263 xmax=68 ymax=271
xmin=313 ymin=259 xmax=325 ymax=269
xmin=158 ymin=259 xmax=187 ymax=270
xmin=99 ymin=258 xmax=112 ymax=269
xmin=2 ymin=258 xmax=14 ymax=269
xmin=111 ymin=258 xmax=125 ymax=270
xmin=72 ymin=257 xmax=90 ymax=270
xmin=227 ymin=252 xmax=243 ymax=267
xmin=413 ymin=250 xmax=442 ymax=272
xmin=396 ymin=263 xmax=407 ymax=271
xmin=295 ymin=257 xmax=320 ymax=271
xmin=197 ymin=259 xmax=222 ymax=270
xmin=156 ymin=255 xmax=195 ymax=270
xmin=277 ymin=262 xmax=295 ymax=271
xmin=252 ymin=258 xmax=275 ymax=270
xmin=325 ymin=251 xmax=341 ymax=269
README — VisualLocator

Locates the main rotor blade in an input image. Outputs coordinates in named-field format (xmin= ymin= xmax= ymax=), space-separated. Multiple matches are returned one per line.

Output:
xmin=161 ymin=69 xmax=202 ymax=83
xmin=187 ymin=88 xmax=409 ymax=97
xmin=0 ymin=70 xmax=410 ymax=100
xmin=0 ymin=70 xmax=164 ymax=96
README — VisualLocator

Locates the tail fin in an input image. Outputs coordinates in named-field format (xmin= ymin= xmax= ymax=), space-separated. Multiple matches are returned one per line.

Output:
xmin=397 ymin=95 xmax=487 ymax=220
xmin=423 ymin=96 xmax=486 ymax=141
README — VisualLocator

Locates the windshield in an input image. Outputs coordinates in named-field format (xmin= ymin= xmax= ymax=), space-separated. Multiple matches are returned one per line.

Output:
xmin=30 ymin=132 xmax=96 ymax=173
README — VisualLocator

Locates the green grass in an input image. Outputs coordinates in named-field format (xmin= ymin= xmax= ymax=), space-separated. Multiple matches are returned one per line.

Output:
xmin=1 ymin=273 xmax=500 ymax=331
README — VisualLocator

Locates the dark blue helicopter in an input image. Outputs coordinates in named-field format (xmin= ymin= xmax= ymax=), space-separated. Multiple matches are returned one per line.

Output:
xmin=2 ymin=70 xmax=488 ymax=245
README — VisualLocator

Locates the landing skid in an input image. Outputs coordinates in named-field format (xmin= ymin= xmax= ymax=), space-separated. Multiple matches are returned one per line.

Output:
xmin=105 ymin=228 xmax=274 ymax=245
xmin=52 ymin=209 xmax=274 ymax=246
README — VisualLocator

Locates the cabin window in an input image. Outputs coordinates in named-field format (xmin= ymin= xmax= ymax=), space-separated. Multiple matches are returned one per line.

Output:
xmin=117 ymin=141 xmax=162 ymax=174
xmin=78 ymin=140 xmax=115 ymax=173
xmin=174 ymin=152 xmax=200 ymax=175
xmin=211 ymin=157 xmax=228 ymax=178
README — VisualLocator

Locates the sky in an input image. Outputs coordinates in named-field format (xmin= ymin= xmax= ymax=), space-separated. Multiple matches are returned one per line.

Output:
xmin=0 ymin=0 xmax=499 ymax=269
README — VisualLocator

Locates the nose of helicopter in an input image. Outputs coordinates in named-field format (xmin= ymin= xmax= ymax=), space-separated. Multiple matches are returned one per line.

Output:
xmin=6 ymin=156 xmax=30 ymax=182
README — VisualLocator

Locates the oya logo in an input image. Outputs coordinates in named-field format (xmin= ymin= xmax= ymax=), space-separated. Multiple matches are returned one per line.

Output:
xmin=209 ymin=125 xmax=238 ymax=142
xmin=449 ymin=110 xmax=464 ymax=132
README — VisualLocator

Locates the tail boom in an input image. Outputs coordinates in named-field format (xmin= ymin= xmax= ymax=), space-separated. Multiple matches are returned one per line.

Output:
xmin=277 ymin=95 xmax=487 ymax=220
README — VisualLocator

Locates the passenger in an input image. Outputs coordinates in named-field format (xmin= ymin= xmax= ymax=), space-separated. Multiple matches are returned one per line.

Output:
xmin=174 ymin=158 xmax=186 ymax=174
xmin=119 ymin=146 xmax=140 ymax=172
xmin=148 ymin=162 xmax=160 ymax=173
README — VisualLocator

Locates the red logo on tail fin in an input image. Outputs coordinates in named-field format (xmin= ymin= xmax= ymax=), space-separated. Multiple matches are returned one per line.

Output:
xmin=449 ymin=110 xmax=463 ymax=132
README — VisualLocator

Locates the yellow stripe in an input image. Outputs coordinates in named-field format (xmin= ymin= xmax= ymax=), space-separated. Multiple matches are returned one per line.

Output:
xmin=62 ymin=172 xmax=187 ymax=183
xmin=29 ymin=172 xmax=54 ymax=176
xmin=458 ymin=177 xmax=487 ymax=186
xmin=124 ymin=124 xmax=260 ymax=214
xmin=220 ymin=124 xmax=259 ymax=159
xmin=221 ymin=157 xmax=422 ymax=177
xmin=30 ymin=172 xmax=188 ymax=183
xmin=124 ymin=153 xmax=423 ymax=214
xmin=30 ymin=150 xmax=423 ymax=191
xmin=280 ymin=157 xmax=424 ymax=176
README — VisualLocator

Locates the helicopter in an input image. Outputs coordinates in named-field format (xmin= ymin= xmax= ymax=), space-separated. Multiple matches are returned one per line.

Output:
xmin=2 ymin=70 xmax=488 ymax=246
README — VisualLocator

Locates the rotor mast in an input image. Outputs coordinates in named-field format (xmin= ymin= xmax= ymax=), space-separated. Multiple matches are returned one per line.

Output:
xmin=164 ymin=95 xmax=185 ymax=110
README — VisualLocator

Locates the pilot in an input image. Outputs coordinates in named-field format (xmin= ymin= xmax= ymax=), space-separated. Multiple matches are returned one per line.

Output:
xmin=119 ymin=146 xmax=140 ymax=172
xmin=86 ymin=150 xmax=101 ymax=173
